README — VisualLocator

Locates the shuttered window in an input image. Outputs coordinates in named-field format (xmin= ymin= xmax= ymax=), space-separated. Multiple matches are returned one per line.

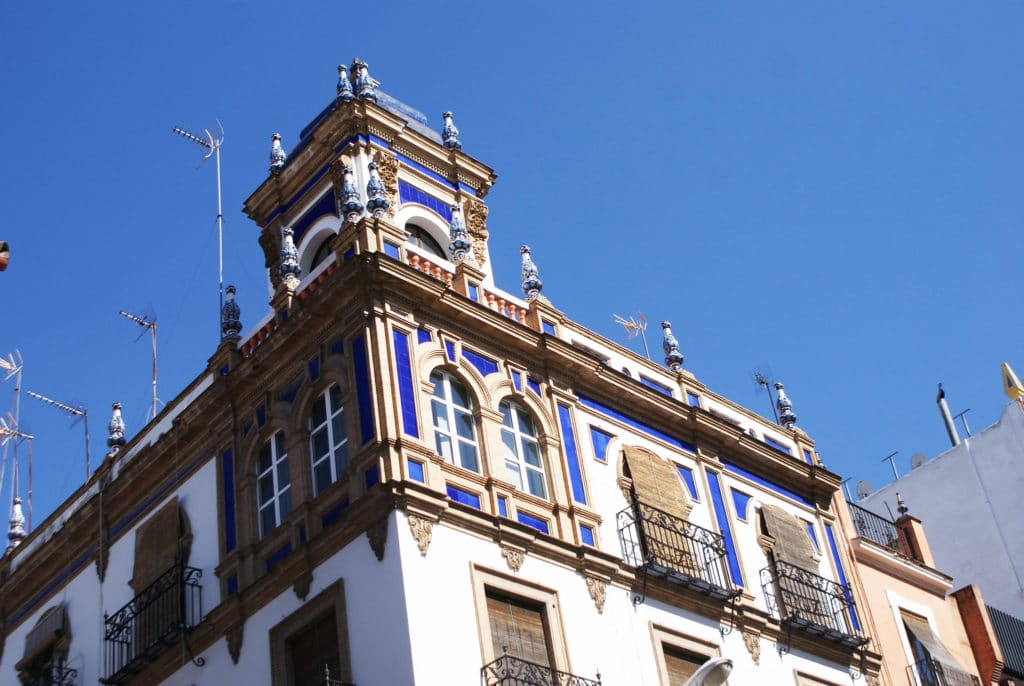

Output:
xmin=486 ymin=591 xmax=551 ymax=668
xmin=288 ymin=611 xmax=340 ymax=686
xmin=663 ymin=645 xmax=704 ymax=685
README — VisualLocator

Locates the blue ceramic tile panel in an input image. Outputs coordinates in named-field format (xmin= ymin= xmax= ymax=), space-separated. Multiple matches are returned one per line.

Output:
xmin=686 ymin=392 xmax=701 ymax=407
xmin=343 ymin=246 xmax=355 ymax=261
xmin=364 ymin=465 xmax=379 ymax=489
xmin=266 ymin=543 xmax=293 ymax=572
xmin=398 ymin=180 xmax=453 ymax=221
xmin=408 ymin=460 xmax=425 ymax=483
xmin=417 ymin=328 xmax=432 ymax=344
xmin=589 ymin=426 xmax=614 ymax=462
xmin=826 ymin=523 xmax=860 ymax=631
xmin=541 ymin=320 xmax=556 ymax=335
xmin=731 ymin=489 xmax=752 ymax=521
xmin=397 ymin=160 xmax=458 ymax=199
xmin=517 ymin=512 xmax=549 ymax=534
xmin=463 ymin=348 xmax=499 ymax=377
xmin=577 ymin=394 xmax=697 ymax=454
xmin=299 ymin=524 xmax=307 ymax=544
xmin=256 ymin=404 xmax=266 ymax=428
xmin=220 ymin=364 xmax=229 ymax=376
xmin=639 ymin=376 xmax=673 ymax=397
xmin=526 ymin=378 xmax=541 ymax=396
xmin=331 ymin=338 xmax=344 ymax=356
xmin=676 ymin=465 xmax=699 ymax=501
xmin=802 ymin=448 xmax=814 ymax=465
xmin=279 ymin=376 xmax=303 ymax=404
xmin=707 ymin=471 xmax=744 ymax=586
xmin=444 ymin=341 xmax=456 ymax=362
xmin=383 ymin=241 xmax=401 ymax=259
xmin=226 ymin=575 xmax=238 ymax=596
xmin=763 ymin=435 xmax=792 ymax=455
xmin=222 ymin=449 xmax=236 ymax=552
xmin=512 ymin=372 xmax=522 ymax=393
xmin=291 ymin=191 xmax=338 ymax=245
xmin=806 ymin=522 xmax=819 ymax=550
xmin=321 ymin=499 xmax=350 ymax=529
xmin=497 ymin=496 xmax=508 ymax=517
xmin=352 ymin=335 xmax=375 ymax=444
xmin=468 ymin=285 xmax=479 ymax=302
xmin=721 ymin=460 xmax=813 ymax=507
xmin=579 ymin=524 xmax=596 ymax=546
xmin=308 ymin=355 xmax=320 ymax=382
xmin=446 ymin=485 xmax=481 ymax=509
xmin=265 ymin=162 xmax=330 ymax=224
xmin=557 ymin=404 xmax=588 ymax=505
xmin=242 ymin=418 xmax=253 ymax=437
xmin=393 ymin=330 xmax=420 ymax=438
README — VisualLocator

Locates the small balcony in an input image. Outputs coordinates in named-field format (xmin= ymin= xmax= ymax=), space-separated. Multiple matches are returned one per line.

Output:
xmin=848 ymin=503 xmax=902 ymax=554
xmin=23 ymin=665 xmax=78 ymax=686
xmin=907 ymin=658 xmax=981 ymax=686
xmin=618 ymin=500 xmax=738 ymax=601
xmin=760 ymin=560 xmax=866 ymax=648
xmin=101 ymin=565 xmax=203 ymax=684
xmin=481 ymin=654 xmax=601 ymax=686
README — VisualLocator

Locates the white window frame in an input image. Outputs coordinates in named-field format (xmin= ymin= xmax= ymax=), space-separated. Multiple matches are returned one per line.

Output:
xmin=499 ymin=400 xmax=547 ymax=499
xmin=257 ymin=431 xmax=291 ymax=537
xmin=430 ymin=370 xmax=480 ymax=473
xmin=309 ymin=385 xmax=349 ymax=495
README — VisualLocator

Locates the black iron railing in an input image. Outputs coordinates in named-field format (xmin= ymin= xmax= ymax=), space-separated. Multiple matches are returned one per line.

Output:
xmin=760 ymin=560 xmax=866 ymax=647
xmin=481 ymin=654 xmax=601 ymax=686
xmin=848 ymin=503 xmax=902 ymax=553
xmin=101 ymin=565 xmax=203 ymax=684
xmin=618 ymin=500 xmax=736 ymax=600
xmin=24 ymin=664 xmax=78 ymax=686
xmin=908 ymin=658 xmax=981 ymax=686
xmin=322 ymin=665 xmax=356 ymax=686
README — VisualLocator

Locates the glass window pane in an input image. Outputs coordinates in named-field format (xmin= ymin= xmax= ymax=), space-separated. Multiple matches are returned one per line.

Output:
xmin=517 ymin=409 xmax=536 ymax=436
xmin=450 ymin=380 xmax=471 ymax=409
xmin=455 ymin=410 xmax=475 ymax=440
xmin=275 ymin=432 xmax=286 ymax=457
xmin=311 ymin=396 xmax=327 ymax=428
xmin=501 ymin=430 xmax=518 ymax=460
xmin=258 ymin=443 xmax=271 ymax=473
xmin=431 ymin=400 xmax=450 ymax=433
xmin=459 ymin=442 xmax=479 ymax=472
xmin=331 ymin=409 xmax=346 ymax=444
xmin=329 ymin=385 xmax=342 ymax=411
xmin=279 ymin=488 xmax=292 ymax=518
xmin=334 ymin=443 xmax=350 ymax=475
xmin=499 ymin=401 xmax=513 ymax=427
xmin=521 ymin=438 xmax=542 ymax=467
xmin=430 ymin=371 xmax=444 ymax=396
xmin=258 ymin=474 xmax=274 ymax=504
xmin=315 ymin=461 xmax=332 ymax=494
xmin=506 ymin=460 xmax=524 ymax=489
xmin=277 ymin=459 xmax=290 ymax=489
xmin=261 ymin=505 xmax=276 ymax=535
xmin=527 ymin=470 xmax=547 ymax=499
xmin=436 ymin=434 xmax=453 ymax=461
xmin=312 ymin=429 xmax=330 ymax=459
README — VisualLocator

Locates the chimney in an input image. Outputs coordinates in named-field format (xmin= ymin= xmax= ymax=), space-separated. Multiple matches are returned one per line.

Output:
xmin=893 ymin=494 xmax=937 ymax=567
xmin=936 ymin=383 xmax=960 ymax=447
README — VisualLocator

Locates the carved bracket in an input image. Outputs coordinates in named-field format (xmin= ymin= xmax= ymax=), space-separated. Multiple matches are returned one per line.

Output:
xmin=742 ymin=630 xmax=761 ymax=665
xmin=585 ymin=575 xmax=608 ymax=614
xmin=226 ymin=625 xmax=244 ymax=665
xmin=407 ymin=514 xmax=434 ymax=557
xmin=367 ymin=517 xmax=388 ymax=561
xmin=501 ymin=544 xmax=525 ymax=572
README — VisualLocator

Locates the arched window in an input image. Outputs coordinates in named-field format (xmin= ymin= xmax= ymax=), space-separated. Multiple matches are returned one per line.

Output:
xmin=406 ymin=223 xmax=445 ymax=259
xmin=257 ymin=431 xmax=291 ymax=537
xmin=309 ymin=385 xmax=349 ymax=495
xmin=430 ymin=370 xmax=480 ymax=472
xmin=310 ymin=235 xmax=334 ymax=270
xmin=499 ymin=400 xmax=546 ymax=498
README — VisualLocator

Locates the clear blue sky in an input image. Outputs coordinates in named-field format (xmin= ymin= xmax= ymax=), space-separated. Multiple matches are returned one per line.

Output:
xmin=1 ymin=2 xmax=1021 ymax=527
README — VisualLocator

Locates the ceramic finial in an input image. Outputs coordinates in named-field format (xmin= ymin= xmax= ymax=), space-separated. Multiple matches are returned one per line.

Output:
xmin=7 ymin=497 xmax=25 ymax=547
xmin=336 ymin=64 xmax=354 ymax=101
xmin=221 ymin=285 xmax=242 ymax=340
xmin=661 ymin=321 xmax=683 ymax=371
xmin=107 ymin=402 xmax=126 ymax=453
xmin=351 ymin=59 xmax=377 ymax=102
xmin=442 ymin=111 xmax=461 ymax=150
xmin=775 ymin=382 xmax=797 ymax=429
xmin=520 ymin=245 xmax=543 ymax=299
xmin=279 ymin=227 xmax=301 ymax=286
xmin=269 ymin=133 xmax=287 ymax=175
xmin=365 ymin=162 xmax=389 ymax=217
xmin=449 ymin=205 xmax=471 ymax=261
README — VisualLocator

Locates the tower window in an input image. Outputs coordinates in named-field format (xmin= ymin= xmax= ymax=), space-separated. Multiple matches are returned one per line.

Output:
xmin=310 ymin=236 xmax=334 ymax=270
xmin=257 ymin=431 xmax=292 ymax=537
xmin=430 ymin=370 xmax=480 ymax=472
xmin=499 ymin=400 xmax=547 ymax=499
xmin=406 ymin=223 xmax=446 ymax=259
xmin=309 ymin=385 xmax=349 ymax=495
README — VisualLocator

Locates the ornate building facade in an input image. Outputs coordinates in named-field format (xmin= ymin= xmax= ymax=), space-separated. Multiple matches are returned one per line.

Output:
xmin=0 ymin=61 xmax=897 ymax=686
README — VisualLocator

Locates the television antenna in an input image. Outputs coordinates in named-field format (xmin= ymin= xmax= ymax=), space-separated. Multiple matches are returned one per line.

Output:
xmin=0 ymin=350 xmax=26 ymax=527
xmin=0 ymin=414 xmax=33 ymax=534
xmin=881 ymin=451 xmax=900 ymax=480
xmin=753 ymin=370 xmax=780 ymax=424
xmin=172 ymin=121 xmax=225 ymax=342
xmin=27 ymin=391 xmax=90 ymax=479
xmin=613 ymin=312 xmax=650 ymax=360
xmin=119 ymin=310 xmax=162 ymax=421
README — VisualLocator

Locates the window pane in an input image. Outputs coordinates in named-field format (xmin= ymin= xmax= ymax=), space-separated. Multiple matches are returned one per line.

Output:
xmin=450 ymin=380 xmax=471 ymax=409
xmin=459 ymin=442 xmax=479 ymax=472
xmin=311 ymin=396 xmax=327 ymax=428
xmin=277 ymin=460 xmax=290 ymax=489
xmin=315 ymin=460 xmax=332 ymax=494
xmin=527 ymin=470 xmax=547 ymax=499
xmin=258 ymin=474 xmax=274 ymax=505
xmin=331 ymin=409 xmax=346 ymax=444
xmin=505 ymin=460 xmax=523 ymax=489
xmin=430 ymin=371 xmax=444 ymax=396
xmin=521 ymin=438 xmax=542 ymax=467
xmin=431 ymin=400 xmax=450 ymax=433
xmin=329 ymin=385 xmax=342 ymax=411
xmin=312 ymin=428 xmax=330 ymax=459
xmin=436 ymin=434 xmax=453 ymax=461
xmin=455 ymin=410 xmax=475 ymax=440
xmin=501 ymin=430 xmax=518 ymax=460
xmin=275 ymin=432 xmax=286 ymax=457
xmin=334 ymin=443 xmax=350 ymax=475
xmin=279 ymin=488 xmax=292 ymax=518
xmin=517 ymin=409 xmax=536 ymax=436
xmin=499 ymin=401 xmax=513 ymax=427
xmin=258 ymin=443 xmax=271 ymax=473
xmin=261 ymin=506 xmax=277 ymax=535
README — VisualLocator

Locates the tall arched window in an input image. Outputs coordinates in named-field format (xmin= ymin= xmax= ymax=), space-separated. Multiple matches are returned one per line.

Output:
xmin=257 ymin=431 xmax=291 ymax=537
xmin=406 ymin=223 xmax=446 ymax=259
xmin=310 ymin=235 xmax=334 ymax=270
xmin=309 ymin=385 xmax=349 ymax=495
xmin=430 ymin=370 xmax=480 ymax=472
xmin=499 ymin=400 xmax=546 ymax=499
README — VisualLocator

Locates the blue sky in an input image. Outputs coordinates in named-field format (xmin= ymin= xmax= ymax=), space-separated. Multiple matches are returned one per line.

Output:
xmin=1 ymin=2 xmax=1021 ymax=526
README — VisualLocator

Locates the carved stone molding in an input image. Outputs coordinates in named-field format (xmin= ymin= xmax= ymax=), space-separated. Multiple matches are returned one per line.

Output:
xmin=742 ymin=630 xmax=761 ymax=665
xmin=585 ymin=576 xmax=607 ymax=614
xmin=374 ymin=150 xmax=399 ymax=217
xmin=463 ymin=196 xmax=489 ymax=266
xmin=864 ymin=676 xmax=880 ymax=686
xmin=292 ymin=570 xmax=313 ymax=601
xmin=407 ymin=514 xmax=433 ymax=557
xmin=367 ymin=517 xmax=388 ymax=561
xmin=226 ymin=625 xmax=244 ymax=665
xmin=501 ymin=545 xmax=524 ymax=572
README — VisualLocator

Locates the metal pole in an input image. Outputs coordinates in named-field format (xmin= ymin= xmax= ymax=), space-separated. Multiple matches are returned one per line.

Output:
xmin=150 ymin=322 xmax=158 ymax=421
xmin=84 ymin=411 xmax=91 ymax=480
xmin=881 ymin=451 xmax=900 ymax=480
xmin=215 ymin=141 xmax=224 ymax=339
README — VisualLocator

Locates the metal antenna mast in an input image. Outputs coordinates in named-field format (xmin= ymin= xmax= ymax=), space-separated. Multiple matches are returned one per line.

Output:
xmin=881 ymin=451 xmax=900 ymax=480
xmin=27 ymin=391 xmax=90 ymax=479
xmin=754 ymin=372 xmax=780 ymax=424
xmin=172 ymin=122 xmax=225 ymax=341
xmin=119 ymin=310 xmax=161 ymax=421
xmin=613 ymin=312 xmax=650 ymax=360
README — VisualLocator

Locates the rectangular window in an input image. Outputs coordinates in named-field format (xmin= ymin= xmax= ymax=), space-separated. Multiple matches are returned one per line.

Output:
xmin=270 ymin=581 xmax=350 ymax=686
xmin=663 ymin=645 xmax=706 ymax=685
xmin=589 ymin=426 xmax=614 ymax=463
xmin=485 ymin=591 xmax=552 ymax=668
xmin=579 ymin=524 xmax=596 ymax=547
xmin=686 ymin=391 xmax=701 ymax=407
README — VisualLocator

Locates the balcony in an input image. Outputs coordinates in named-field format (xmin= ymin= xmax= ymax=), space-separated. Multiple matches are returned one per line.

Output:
xmin=23 ymin=665 xmax=78 ymax=686
xmin=101 ymin=565 xmax=203 ymax=684
xmin=618 ymin=500 xmax=738 ymax=601
xmin=760 ymin=560 xmax=867 ymax=648
xmin=908 ymin=658 xmax=981 ymax=686
xmin=481 ymin=654 xmax=601 ymax=686
xmin=848 ymin=503 xmax=902 ymax=554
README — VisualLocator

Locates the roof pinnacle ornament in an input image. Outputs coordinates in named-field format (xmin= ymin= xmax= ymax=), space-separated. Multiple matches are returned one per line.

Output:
xmin=269 ymin=133 xmax=287 ymax=175
xmin=7 ymin=496 xmax=25 ymax=548
xmin=775 ymin=382 xmax=797 ymax=429
xmin=442 ymin=111 xmax=461 ymax=150
xmin=279 ymin=227 xmax=301 ymax=287
xmin=339 ymin=165 xmax=364 ymax=223
xmin=520 ymin=245 xmax=543 ymax=300
xmin=365 ymin=162 xmax=389 ymax=217
xmin=661 ymin=321 xmax=683 ymax=371
xmin=350 ymin=59 xmax=377 ymax=102
xmin=336 ymin=64 xmax=354 ymax=101
xmin=449 ymin=205 xmax=472 ymax=261
xmin=107 ymin=402 xmax=126 ymax=455
xmin=221 ymin=285 xmax=242 ymax=340
xmin=896 ymin=492 xmax=909 ymax=516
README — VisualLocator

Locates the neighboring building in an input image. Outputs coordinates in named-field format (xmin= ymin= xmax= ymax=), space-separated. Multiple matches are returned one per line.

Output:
xmin=0 ymin=61 xmax=885 ymax=686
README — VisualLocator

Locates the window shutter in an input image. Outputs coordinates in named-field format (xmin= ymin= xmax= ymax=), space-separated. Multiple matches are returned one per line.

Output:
xmin=902 ymin=613 xmax=970 ymax=675
xmin=486 ymin=592 xmax=551 ymax=668
xmin=289 ymin=611 xmax=340 ymax=686
xmin=760 ymin=503 xmax=817 ymax=569
xmin=131 ymin=498 xmax=190 ymax=593
xmin=622 ymin=446 xmax=690 ymax=520
xmin=663 ymin=645 xmax=704 ymax=686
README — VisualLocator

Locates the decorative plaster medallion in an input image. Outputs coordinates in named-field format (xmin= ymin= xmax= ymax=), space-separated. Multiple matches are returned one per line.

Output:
xmin=407 ymin=514 xmax=433 ymax=557
xmin=501 ymin=545 xmax=524 ymax=572
xmin=585 ymin=576 xmax=607 ymax=614
xmin=742 ymin=630 xmax=761 ymax=665
xmin=366 ymin=518 xmax=388 ymax=561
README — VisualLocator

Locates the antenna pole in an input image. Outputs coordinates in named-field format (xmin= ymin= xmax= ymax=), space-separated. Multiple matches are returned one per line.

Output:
xmin=119 ymin=311 xmax=161 ymax=421
xmin=27 ymin=391 xmax=91 ymax=479
xmin=840 ymin=477 xmax=853 ymax=502
xmin=953 ymin=408 xmax=972 ymax=438
xmin=755 ymin=373 xmax=780 ymax=423
xmin=881 ymin=451 xmax=900 ymax=480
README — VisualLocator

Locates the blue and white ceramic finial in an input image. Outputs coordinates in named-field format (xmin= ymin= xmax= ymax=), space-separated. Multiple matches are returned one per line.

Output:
xmin=221 ymin=285 xmax=242 ymax=340
xmin=896 ymin=492 xmax=909 ymax=516
xmin=351 ymin=59 xmax=377 ymax=102
xmin=661 ymin=321 xmax=684 ymax=371
xmin=774 ymin=381 xmax=797 ymax=429
xmin=336 ymin=64 xmax=354 ymax=101
xmin=269 ymin=133 xmax=287 ymax=175
xmin=107 ymin=402 xmax=126 ymax=452
xmin=442 ymin=111 xmax=461 ymax=150
xmin=339 ymin=165 xmax=365 ymax=222
xmin=520 ymin=245 xmax=543 ymax=299
xmin=365 ymin=162 xmax=389 ymax=217
xmin=8 ymin=496 xmax=25 ymax=547
xmin=448 ymin=204 xmax=471 ymax=261
xmin=279 ymin=227 xmax=301 ymax=284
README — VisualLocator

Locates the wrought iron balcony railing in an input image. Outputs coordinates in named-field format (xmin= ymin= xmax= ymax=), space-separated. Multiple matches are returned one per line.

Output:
xmin=848 ymin=503 xmax=902 ymax=554
xmin=101 ymin=565 xmax=203 ymax=684
xmin=481 ymin=654 xmax=601 ymax=686
xmin=907 ymin=658 xmax=981 ymax=686
xmin=24 ymin=664 xmax=78 ymax=686
xmin=760 ymin=560 xmax=866 ymax=648
xmin=618 ymin=500 xmax=737 ymax=601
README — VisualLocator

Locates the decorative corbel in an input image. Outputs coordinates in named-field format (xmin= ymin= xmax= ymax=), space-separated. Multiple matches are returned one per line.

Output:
xmin=742 ymin=629 xmax=761 ymax=665
xmin=407 ymin=514 xmax=434 ymax=557
xmin=501 ymin=544 xmax=525 ymax=572
xmin=584 ymin=575 xmax=608 ymax=614
xmin=366 ymin=516 xmax=388 ymax=561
